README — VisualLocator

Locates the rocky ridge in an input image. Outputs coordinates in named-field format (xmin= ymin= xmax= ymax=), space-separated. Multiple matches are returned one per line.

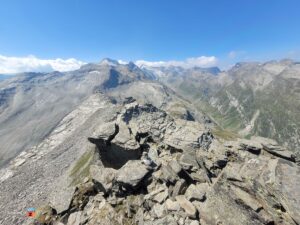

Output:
xmin=0 ymin=59 xmax=299 ymax=225
xmin=0 ymin=59 xmax=150 ymax=167
xmin=0 ymin=60 xmax=211 ymax=225
xmin=27 ymin=99 xmax=300 ymax=225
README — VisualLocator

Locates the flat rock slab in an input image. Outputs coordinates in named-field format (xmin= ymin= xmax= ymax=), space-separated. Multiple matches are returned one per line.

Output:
xmin=50 ymin=183 xmax=76 ymax=214
xmin=165 ymin=199 xmax=180 ymax=211
xmin=172 ymin=179 xmax=187 ymax=197
xmin=276 ymin=160 xmax=300 ymax=224
xmin=231 ymin=186 xmax=262 ymax=211
xmin=179 ymin=153 xmax=199 ymax=170
xmin=262 ymin=145 xmax=296 ymax=162
xmin=153 ymin=189 xmax=168 ymax=203
xmin=116 ymin=160 xmax=150 ymax=188
xmin=185 ymin=183 xmax=207 ymax=202
xmin=175 ymin=195 xmax=197 ymax=218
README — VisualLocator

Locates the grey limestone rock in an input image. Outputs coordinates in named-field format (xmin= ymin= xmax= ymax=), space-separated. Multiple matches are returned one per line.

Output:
xmin=67 ymin=211 xmax=82 ymax=225
xmin=165 ymin=199 xmax=180 ymax=211
xmin=184 ymin=183 xmax=207 ymax=202
xmin=90 ymin=165 xmax=116 ymax=193
xmin=116 ymin=160 xmax=150 ymax=188
xmin=175 ymin=195 xmax=197 ymax=219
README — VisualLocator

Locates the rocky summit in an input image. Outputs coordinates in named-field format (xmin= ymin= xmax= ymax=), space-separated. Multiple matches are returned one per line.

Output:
xmin=0 ymin=60 xmax=299 ymax=225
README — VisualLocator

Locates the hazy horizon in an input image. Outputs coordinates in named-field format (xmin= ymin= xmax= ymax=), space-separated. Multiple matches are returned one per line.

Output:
xmin=1 ymin=0 xmax=300 ymax=73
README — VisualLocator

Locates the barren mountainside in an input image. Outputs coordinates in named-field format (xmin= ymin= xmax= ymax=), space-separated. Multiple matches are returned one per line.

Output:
xmin=143 ymin=59 xmax=300 ymax=152
xmin=0 ymin=59 xmax=151 ymax=167
xmin=0 ymin=59 xmax=299 ymax=225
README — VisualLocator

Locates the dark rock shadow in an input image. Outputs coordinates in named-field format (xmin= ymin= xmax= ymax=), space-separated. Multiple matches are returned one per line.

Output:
xmin=88 ymin=137 xmax=141 ymax=169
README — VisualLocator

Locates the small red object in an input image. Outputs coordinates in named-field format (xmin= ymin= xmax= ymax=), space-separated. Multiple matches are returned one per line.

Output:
xmin=26 ymin=211 xmax=36 ymax=218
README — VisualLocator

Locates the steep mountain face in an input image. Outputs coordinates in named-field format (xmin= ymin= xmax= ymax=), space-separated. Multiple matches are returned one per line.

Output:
xmin=144 ymin=60 xmax=300 ymax=152
xmin=0 ymin=59 xmax=299 ymax=225
xmin=208 ymin=61 xmax=300 ymax=151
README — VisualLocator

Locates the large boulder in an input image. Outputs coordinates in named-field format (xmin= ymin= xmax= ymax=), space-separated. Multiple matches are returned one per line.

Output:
xmin=49 ymin=184 xmax=76 ymax=214
xmin=90 ymin=165 xmax=116 ymax=193
xmin=116 ymin=160 xmax=150 ymax=188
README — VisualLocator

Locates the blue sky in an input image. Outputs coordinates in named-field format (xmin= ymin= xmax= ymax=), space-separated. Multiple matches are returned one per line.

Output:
xmin=0 ymin=0 xmax=300 ymax=72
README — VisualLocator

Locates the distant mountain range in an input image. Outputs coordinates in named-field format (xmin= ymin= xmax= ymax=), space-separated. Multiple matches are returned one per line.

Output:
xmin=142 ymin=59 xmax=300 ymax=152
xmin=0 ymin=74 xmax=12 ymax=81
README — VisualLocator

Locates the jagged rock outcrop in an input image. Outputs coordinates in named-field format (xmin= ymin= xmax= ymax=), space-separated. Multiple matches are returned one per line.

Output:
xmin=27 ymin=100 xmax=299 ymax=225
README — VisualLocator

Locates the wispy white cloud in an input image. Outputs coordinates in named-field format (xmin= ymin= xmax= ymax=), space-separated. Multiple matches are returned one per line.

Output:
xmin=0 ymin=55 xmax=220 ymax=74
xmin=135 ymin=56 xmax=218 ymax=68
xmin=0 ymin=55 xmax=86 ymax=74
